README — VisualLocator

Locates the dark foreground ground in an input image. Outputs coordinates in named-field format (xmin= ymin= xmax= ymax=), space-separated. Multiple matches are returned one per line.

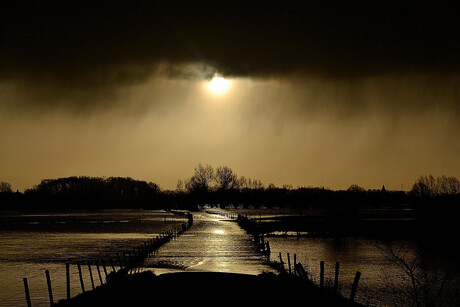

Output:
xmin=55 ymin=271 xmax=364 ymax=307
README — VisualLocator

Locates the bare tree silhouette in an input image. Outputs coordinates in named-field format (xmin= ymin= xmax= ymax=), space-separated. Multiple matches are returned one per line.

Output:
xmin=215 ymin=166 xmax=239 ymax=191
xmin=376 ymin=241 xmax=460 ymax=307
xmin=185 ymin=164 xmax=215 ymax=193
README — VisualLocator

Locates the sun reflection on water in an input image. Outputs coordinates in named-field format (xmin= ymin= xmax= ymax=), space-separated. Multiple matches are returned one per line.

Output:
xmin=213 ymin=229 xmax=225 ymax=235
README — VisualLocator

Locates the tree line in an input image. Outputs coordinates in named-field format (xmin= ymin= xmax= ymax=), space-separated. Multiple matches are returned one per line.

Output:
xmin=411 ymin=175 xmax=460 ymax=196
xmin=0 ymin=176 xmax=163 ymax=210
xmin=1 ymin=169 xmax=460 ymax=210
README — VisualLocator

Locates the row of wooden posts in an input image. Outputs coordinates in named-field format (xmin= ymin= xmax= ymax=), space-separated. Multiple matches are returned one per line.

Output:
xmin=254 ymin=233 xmax=271 ymax=255
xmin=205 ymin=210 xmax=236 ymax=220
xmin=276 ymin=252 xmax=361 ymax=302
xmin=238 ymin=213 xmax=362 ymax=303
xmin=23 ymin=214 xmax=193 ymax=307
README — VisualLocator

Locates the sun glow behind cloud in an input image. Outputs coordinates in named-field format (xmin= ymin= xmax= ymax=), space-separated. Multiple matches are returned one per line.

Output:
xmin=2 ymin=70 xmax=460 ymax=193
xmin=207 ymin=75 xmax=231 ymax=95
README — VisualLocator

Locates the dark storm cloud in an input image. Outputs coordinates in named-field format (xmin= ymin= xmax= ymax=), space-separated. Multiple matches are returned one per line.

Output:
xmin=2 ymin=0 xmax=459 ymax=83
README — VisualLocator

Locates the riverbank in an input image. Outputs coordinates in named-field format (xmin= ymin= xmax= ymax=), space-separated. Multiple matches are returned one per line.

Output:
xmin=55 ymin=271 xmax=364 ymax=306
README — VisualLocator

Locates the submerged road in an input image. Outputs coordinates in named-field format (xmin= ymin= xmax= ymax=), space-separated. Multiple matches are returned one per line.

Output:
xmin=144 ymin=212 xmax=276 ymax=275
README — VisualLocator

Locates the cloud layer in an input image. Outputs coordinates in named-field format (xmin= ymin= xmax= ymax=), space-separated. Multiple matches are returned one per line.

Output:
xmin=2 ymin=0 xmax=459 ymax=83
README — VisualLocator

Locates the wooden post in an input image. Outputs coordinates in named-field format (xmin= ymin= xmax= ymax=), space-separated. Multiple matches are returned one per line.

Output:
xmin=66 ymin=263 xmax=70 ymax=300
xmin=101 ymin=259 xmax=108 ymax=279
xmin=117 ymin=252 xmax=123 ymax=269
xmin=77 ymin=263 xmax=85 ymax=293
xmin=320 ymin=261 xmax=325 ymax=288
xmin=350 ymin=271 xmax=361 ymax=302
xmin=110 ymin=259 xmax=116 ymax=272
xmin=23 ymin=278 xmax=32 ymax=307
xmin=45 ymin=270 xmax=54 ymax=306
xmin=127 ymin=252 xmax=132 ymax=272
xmin=278 ymin=252 xmax=283 ymax=265
xmin=87 ymin=262 xmax=95 ymax=290
xmin=334 ymin=262 xmax=340 ymax=293
xmin=96 ymin=261 xmax=103 ymax=285
xmin=287 ymin=253 xmax=291 ymax=274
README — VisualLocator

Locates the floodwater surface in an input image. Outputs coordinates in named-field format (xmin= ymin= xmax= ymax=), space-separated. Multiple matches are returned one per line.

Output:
xmin=144 ymin=213 xmax=276 ymax=275
xmin=0 ymin=210 xmax=187 ymax=306
xmin=2 ymin=209 xmax=459 ymax=307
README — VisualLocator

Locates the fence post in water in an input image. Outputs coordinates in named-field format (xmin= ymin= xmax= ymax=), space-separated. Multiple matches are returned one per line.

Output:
xmin=87 ymin=262 xmax=95 ymax=290
xmin=117 ymin=252 xmax=123 ymax=269
xmin=350 ymin=271 xmax=361 ymax=302
xmin=23 ymin=278 xmax=32 ymax=307
xmin=77 ymin=263 xmax=85 ymax=293
xmin=45 ymin=270 xmax=54 ymax=306
xmin=287 ymin=253 xmax=291 ymax=274
xmin=110 ymin=259 xmax=116 ymax=272
xmin=132 ymin=247 xmax=137 ymax=259
xmin=334 ymin=262 xmax=340 ymax=293
xmin=101 ymin=259 xmax=108 ymax=279
xmin=320 ymin=261 xmax=325 ymax=288
xmin=66 ymin=263 xmax=70 ymax=300
xmin=96 ymin=261 xmax=103 ymax=285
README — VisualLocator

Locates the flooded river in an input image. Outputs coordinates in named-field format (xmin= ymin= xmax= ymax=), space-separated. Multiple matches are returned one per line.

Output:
xmin=144 ymin=212 xmax=275 ymax=275
xmin=1 ymin=209 xmax=459 ymax=306
xmin=0 ymin=210 xmax=187 ymax=306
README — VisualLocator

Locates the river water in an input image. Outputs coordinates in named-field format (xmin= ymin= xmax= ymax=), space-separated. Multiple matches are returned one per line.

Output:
xmin=217 ymin=208 xmax=460 ymax=306
xmin=0 ymin=210 xmax=187 ymax=306
xmin=1 ymin=209 xmax=458 ymax=306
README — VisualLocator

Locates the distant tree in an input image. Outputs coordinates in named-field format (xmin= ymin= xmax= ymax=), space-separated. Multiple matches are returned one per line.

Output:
xmin=347 ymin=184 xmax=365 ymax=192
xmin=250 ymin=178 xmax=264 ymax=189
xmin=185 ymin=164 xmax=215 ymax=193
xmin=215 ymin=166 xmax=239 ymax=190
xmin=411 ymin=175 xmax=460 ymax=196
xmin=238 ymin=176 xmax=248 ymax=189
xmin=411 ymin=175 xmax=433 ymax=197
xmin=445 ymin=176 xmax=460 ymax=194
xmin=436 ymin=176 xmax=460 ymax=195
xmin=0 ymin=181 xmax=12 ymax=193
xmin=176 ymin=179 xmax=185 ymax=192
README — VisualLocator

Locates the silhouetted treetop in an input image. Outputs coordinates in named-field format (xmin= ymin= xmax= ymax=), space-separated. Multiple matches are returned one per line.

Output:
xmin=347 ymin=184 xmax=365 ymax=193
xmin=411 ymin=175 xmax=460 ymax=197
xmin=26 ymin=176 xmax=160 ymax=196
xmin=185 ymin=164 xmax=215 ymax=193
xmin=0 ymin=181 xmax=12 ymax=193
xmin=180 ymin=164 xmax=264 ymax=194
xmin=215 ymin=166 xmax=239 ymax=191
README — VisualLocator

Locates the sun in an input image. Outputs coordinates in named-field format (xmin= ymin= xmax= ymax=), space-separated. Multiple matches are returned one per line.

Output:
xmin=207 ymin=75 xmax=230 ymax=94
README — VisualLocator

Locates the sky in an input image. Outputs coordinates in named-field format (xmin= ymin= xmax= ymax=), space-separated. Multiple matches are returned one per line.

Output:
xmin=1 ymin=0 xmax=459 ymax=192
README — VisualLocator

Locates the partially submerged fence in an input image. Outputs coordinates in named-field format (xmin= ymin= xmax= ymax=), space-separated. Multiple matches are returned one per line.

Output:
xmin=237 ymin=213 xmax=362 ymax=304
xmin=272 ymin=252 xmax=362 ymax=303
xmin=18 ymin=212 xmax=193 ymax=306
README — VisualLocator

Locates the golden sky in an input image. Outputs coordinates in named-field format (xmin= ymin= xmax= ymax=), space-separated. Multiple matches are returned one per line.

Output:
xmin=1 ymin=1 xmax=459 ymax=191
xmin=2 ymin=72 xmax=459 ymax=192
